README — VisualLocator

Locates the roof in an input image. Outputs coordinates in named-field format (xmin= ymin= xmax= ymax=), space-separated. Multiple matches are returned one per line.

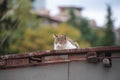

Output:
xmin=37 ymin=14 xmax=62 ymax=22
xmin=0 ymin=46 xmax=120 ymax=70
xmin=116 ymin=28 xmax=120 ymax=32
xmin=59 ymin=6 xmax=83 ymax=11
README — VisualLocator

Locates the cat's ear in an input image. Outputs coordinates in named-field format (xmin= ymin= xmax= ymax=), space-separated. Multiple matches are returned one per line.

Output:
xmin=63 ymin=34 xmax=66 ymax=39
xmin=53 ymin=33 xmax=58 ymax=38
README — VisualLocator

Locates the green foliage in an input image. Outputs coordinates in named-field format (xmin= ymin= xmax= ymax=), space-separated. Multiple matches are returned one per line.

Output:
xmin=0 ymin=0 xmax=115 ymax=55
xmin=9 ymin=0 xmax=41 ymax=44
xmin=0 ymin=0 xmax=40 ymax=55
xmin=10 ymin=23 xmax=91 ymax=52
xmin=101 ymin=5 xmax=115 ymax=46
xmin=67 ymin=8 xmax=100 ymax=47
xmin=79 ymin=18 xmax=92 ymax=41
xmin=0 ymin=0 xmax=19 ymax=55
xmin=91 ymin=28 xmax=105 ymax=46
xmin=67 ymin=8 xmax=80 ymax=26
xmin=67 ymin=6 xmax=116 ymax=47
xmin=12 ymin=0 xmax=39 ymax=28
xmin=1 ymin=0 xmax=90 ymax=54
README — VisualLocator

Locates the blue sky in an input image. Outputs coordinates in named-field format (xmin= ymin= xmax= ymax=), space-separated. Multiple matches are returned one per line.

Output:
xmin=33 ymin=0 xmax=120 ymax=29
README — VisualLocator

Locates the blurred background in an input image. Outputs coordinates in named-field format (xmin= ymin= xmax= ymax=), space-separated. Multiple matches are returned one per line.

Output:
xmin=0 ymin=0 xmax=120 ymax=55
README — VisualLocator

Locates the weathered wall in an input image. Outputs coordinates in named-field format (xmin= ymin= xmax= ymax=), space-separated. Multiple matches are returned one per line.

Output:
xmin=0 ymin=59 xmax=120 ymax=80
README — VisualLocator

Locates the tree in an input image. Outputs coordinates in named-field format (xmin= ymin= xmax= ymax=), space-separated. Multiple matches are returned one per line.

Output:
xmin=0 ymin=0 xmax=18 ymax=55
xmin=79 ymin=18 xmax=92 ymax=41
xmin=67 ymin=8 xmax=79 ymax=27
xmin=101 ymin=5 xmax=115 ymax=46
xmin=92 ymin=28 xmax=105 ymax=46
xmin=67 ymin=8 xmax=98 ymax=47
xmin=0 ymin=0 xmax=40 ymax=55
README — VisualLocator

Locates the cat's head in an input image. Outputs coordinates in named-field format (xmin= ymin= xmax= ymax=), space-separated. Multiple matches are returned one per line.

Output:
xmin=53 ymin=34 xmax=67 ymax=47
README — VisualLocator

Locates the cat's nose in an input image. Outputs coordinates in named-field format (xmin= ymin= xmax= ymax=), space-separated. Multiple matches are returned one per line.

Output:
xmin=57 ymin=43 xmax=61 ymax=47
xmin=57 ymin=45 xmax=60 ymax=48
xmin=57 ymin=45 xmax=61 ymax=47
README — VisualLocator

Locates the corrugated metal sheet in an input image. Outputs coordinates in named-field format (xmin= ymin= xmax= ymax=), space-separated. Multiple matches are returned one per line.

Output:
xmin=0 ymin=46 xmax=120 ymax=69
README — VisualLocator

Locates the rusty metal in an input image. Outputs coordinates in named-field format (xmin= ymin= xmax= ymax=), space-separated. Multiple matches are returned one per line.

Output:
xmin=0 ymin=46 xmax=120 ymax=69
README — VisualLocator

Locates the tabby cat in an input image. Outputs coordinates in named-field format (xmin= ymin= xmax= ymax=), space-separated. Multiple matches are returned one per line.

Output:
xmin=53 ymin=34 xmax=79 ymax=50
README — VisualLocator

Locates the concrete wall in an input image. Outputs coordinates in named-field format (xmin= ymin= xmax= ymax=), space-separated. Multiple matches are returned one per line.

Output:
xmin=0 ymin=59 xmax=120 ymax=80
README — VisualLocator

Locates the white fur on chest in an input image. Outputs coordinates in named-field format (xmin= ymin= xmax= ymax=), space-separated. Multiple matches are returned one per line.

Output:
xmin=54 ymin=41 xmax=77 ymax=50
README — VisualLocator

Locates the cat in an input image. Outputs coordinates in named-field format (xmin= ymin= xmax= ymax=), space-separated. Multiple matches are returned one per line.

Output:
xmin=53 ymin=34 xmax=79 ymax=50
